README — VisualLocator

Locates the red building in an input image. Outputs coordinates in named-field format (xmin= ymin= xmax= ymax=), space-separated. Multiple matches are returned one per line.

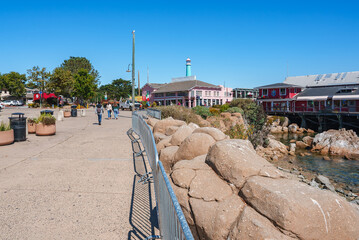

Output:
xmin=256 ymin=83 xmax=302 ymax=112
xmin=257 ymin=71 xmax=359 ymax=114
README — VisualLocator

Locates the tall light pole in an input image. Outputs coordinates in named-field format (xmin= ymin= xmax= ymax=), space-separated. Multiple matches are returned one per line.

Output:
xmin=132 ymin=30 xmax=135 ymax=112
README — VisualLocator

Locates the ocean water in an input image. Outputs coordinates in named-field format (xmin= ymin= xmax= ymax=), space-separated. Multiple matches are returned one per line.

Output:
xmin=274 ymin=133 xmax=359 ymax=192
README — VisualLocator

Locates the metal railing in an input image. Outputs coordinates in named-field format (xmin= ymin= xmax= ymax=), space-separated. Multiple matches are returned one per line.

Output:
xmin=131 ymin=111 xmax=194 ymax=240
xmin=147 ymin=108 xmax=162 ymax=120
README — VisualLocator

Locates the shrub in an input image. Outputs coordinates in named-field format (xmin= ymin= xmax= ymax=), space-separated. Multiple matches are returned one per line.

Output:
xmin=225 ymin=124 xmax=253 ymax=140
xmin=192 ymin=106 xmax=212 ymax=119
xmin=155 ymin=106 xmax=202 ymax=125
xmin=151 ymin=102 xmax=157 ymax=107
xmin=0 ymin=122 xmax=11 ymax=131
xmin=212 ymin=104 xmax=221 ymax=109
xmin=226 ymin=107 xmax=243 ymax=114
xmin=38 ymin=114 xmax=56 ymax=125
xmin=220 ymin=104 xmax=230 ymax=112
xmin=27 ymin=118 xmax=38 ymax=124
xmin=209 ymin=107 xmax=220 ymax=116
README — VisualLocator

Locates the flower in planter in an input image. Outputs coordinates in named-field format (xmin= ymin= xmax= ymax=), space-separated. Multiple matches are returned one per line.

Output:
xmin=36 ymin=114 xmax=56 ymax=136
xmin=0 ymin=121 xmax=14 ymax=145
xmin=27 ymin=118 xmax=38 ymax=134
xmin=38 ymin=114 xmax=56 ymax=125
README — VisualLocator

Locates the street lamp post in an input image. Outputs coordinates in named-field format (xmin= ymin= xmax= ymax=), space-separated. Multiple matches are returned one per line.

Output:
xmin=131 ymin=30 xmax=135 ymax=112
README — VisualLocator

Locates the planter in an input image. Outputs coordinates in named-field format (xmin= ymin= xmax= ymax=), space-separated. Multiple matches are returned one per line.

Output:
xmin=0 ymin=129 xmax=14 ymax=146
xmin=28 ymin=123 xmax=36 ymax=134
xmin=36 ymin=123 xmax=56 ymax=136
xmin=64 ymin=111 xmax=71 ymax=118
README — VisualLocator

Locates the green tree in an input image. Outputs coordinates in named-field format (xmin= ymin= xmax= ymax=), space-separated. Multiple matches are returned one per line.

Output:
xmin=61 ymin=57 xmax=100 ymax=84
xmin=73 ymin=69 xmax=96 ymax=101
xmin=48 ymin=67 xmax=74 ymax=97
xmin=2 ymin=72 xmax=26 ymax=98
xmin=98 ymin=78 xmax=132 ymax=100
xmin=26 ymin=66 xmax=50 ymax=92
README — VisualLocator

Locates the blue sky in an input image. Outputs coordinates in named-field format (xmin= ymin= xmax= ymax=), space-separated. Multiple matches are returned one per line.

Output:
xmin=1 ymin=0 xmax=358 ymax=88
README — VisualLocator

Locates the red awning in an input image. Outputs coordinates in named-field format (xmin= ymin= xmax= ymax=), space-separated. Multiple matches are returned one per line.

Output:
xmin=33 ymin=93 xmax=57 ymax=100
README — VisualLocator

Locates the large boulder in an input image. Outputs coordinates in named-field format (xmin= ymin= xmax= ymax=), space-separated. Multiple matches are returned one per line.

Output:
xmin=171 ymin=168 xmax=196 ymax=189
xmin=193 ymin=127 xmax=227 ymax=141
xmin=156 ymin=136 xmax=172 ymax=152
xmin=282 ymin=117 xmax=289 ymax=127
xmin=241 ymin=176 xmax=359 ymax=240
xmin=229 ymin=206 xmax=294 ymax=240
xmin=165 ymin=125 xmax=179 ymax=136
xmin=188 ymin=169 xmax=232 ymax=201
xmin=190 ymin=194 xmax=245 ymax=240
xmin=172 ymin=155 xmax=211 ymax=171
xmin=312 ymin=129 xmax=359 ymax=159
xmin=153 ymin=117 xmax=186 ymax=134
xmin=206 ymin=139 xmax=284 ymax=188
xmin=154 ymin=132 xmax=168 ymax=144
xmin=302 ymin=136 xmax=314 ymax=146
xmin=270 ymin=125 xmax=283 ymax=134
xmin=146 ymin=117 xmax=159 ymax=127
xmin=296 ymin=140 xmax=309 ymax=149
xmin=174 ymin=133 xmax=216 ymax=162
xmin=159 ymin=146 xmax=179 ymax=171
xmin=170 ymin=180 xmax=194 ymax=226
xmin=267 ymin=138 xmax=288 ymax=155
xmin=288 ymin=123 xmax=299 ymax=133
xmin=170 ymin=125 xmax=195 ymax=146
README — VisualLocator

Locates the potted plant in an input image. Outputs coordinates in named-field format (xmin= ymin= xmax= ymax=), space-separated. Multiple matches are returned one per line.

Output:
xmin=27 ymin=118 xmax=37 ymax=134
xmin=36 ymin=114 xmax=56 ymax=136
xmin=0 ymin=122 xmax=14 ymax=146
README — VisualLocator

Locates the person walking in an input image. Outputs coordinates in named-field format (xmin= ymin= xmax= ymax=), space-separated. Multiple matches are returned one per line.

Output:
xmin=113 ymin=103 xmax=119 ymax=120
xmin=106 ymin=103 xmax=112 ymax=119
xmin=95 ymin=102 xmax=104 ymax=125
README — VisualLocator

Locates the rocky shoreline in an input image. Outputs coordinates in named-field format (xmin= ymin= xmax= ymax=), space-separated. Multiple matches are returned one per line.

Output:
xmin=146 ymin=116 xmax=359 ymax=240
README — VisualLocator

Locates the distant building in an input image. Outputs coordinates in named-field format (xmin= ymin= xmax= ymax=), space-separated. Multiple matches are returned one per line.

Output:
xmin=0 ymin=89 xmax=10 ymax=100
xmin=232 ymin=88 xmax=259 ymax=99
xmin=142 ymin=58 xmax=233 ymax=107
xmin=25 ymin=87 xmax=39 ymax=104
xmin=256 ymin=71 xmax=359 ymax=113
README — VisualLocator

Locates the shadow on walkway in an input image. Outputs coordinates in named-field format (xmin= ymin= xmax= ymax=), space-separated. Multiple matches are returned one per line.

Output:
xmin=128 ymin=136 xmax=158 ymax=239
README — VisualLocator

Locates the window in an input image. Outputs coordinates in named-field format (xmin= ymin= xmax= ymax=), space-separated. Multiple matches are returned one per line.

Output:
xmin=308 ymin=101 xmax=314 ymax=107
xmin=336 ymin=88 xmax=357 ymax=94
xmin=208 ymin=91 xmax=211 ymax=96
xmin=177 ymin=91 xmax=187 ymax=97
xmin=166 ymin=92 xmax=176 ymax=97
xmin=196 ymin=91 xmax=202 ymax=97
xmin=217 ymin=91 xmax=220 ymax=96
xmin=348 ymin=100 xmax=355 ymax=106
xmin=262 ymin=89 xmax=268 ymax=96
xmin=154 ymin=93 xmax=164 ymax=97
xmin=280 ymin=88 xmax=286 ymax=95
xmin=191 ymin=91 xmax=194 ymax=97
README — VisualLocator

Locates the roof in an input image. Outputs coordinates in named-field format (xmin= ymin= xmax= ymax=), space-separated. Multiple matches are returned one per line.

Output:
xmin=147 ymin=83 xmax=165 ymax=89
xmin=296 ymin=85 xmax=359 ymax=97
xmin=255 ymin=82 xmax=302 ymax=89
xmin=284 ymin=71 xmax=359 ymax=87
xmin=155 ymin=80 xmax=220 ymax=93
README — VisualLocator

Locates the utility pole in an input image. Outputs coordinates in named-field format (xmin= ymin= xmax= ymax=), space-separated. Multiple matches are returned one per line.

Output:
xmin=132 ymin=30 xmax=135 ymax=112
xmin=138 ymin=70 xmax=140 ymax=96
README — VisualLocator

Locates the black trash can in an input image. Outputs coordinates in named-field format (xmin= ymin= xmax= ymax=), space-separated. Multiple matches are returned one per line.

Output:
xmin=71 ymin=105 xmax=77 ymax=117
xmin=9 ymin=113 xmax=27 ymax=142
xmin=40 ymin=110 xmax=54 ymax=115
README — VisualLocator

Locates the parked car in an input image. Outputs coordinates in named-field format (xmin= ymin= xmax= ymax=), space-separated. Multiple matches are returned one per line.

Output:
xmin=14 ymin=100 xmax=24 ymax=106
xmin=2 ymin=100 xmax=15 ymax=106
xmin=120 ymin=100 xmax=141 ymax=111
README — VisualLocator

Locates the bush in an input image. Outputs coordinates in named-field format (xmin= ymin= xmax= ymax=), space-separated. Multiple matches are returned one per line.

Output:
xmin=38 ymin=114 xmax=56 ymax=125
xmin=0 ymin=122 xmax=11 ymax=131
xmin=155 ymin=106 xmax=202 ymax=125
xmin=225 ymin=124 xmax=250 ymax=140
xmin=151 ymin=102 xmax=157 ymax=107
xmin=229 ymin=98 xmax=253 ymax=108
xmin=27 ymin=118 xmax=38 ymax=124
xmin=226 ymin=107 xmax=243 ymax=114
xmin=212 ymin=104 xmax=221 ymax=109
xmin=209 ymin=107 xmax=220 ymax=116
xmin=192 ymin=106 xmax=212 ymax=119
xmin=220 ymin=104 xmax=230 ymax=112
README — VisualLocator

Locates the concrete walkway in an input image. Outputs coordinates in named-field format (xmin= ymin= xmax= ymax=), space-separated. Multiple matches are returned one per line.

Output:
xmin=0 ymin=108 xmax=156 ymax=239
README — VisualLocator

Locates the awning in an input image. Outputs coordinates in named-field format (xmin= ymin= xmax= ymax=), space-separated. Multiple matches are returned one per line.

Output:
xmin=332 ymin=95 xmax=359 ymax=100
xmin=296 ymin=96 xmax=328 ymax=101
